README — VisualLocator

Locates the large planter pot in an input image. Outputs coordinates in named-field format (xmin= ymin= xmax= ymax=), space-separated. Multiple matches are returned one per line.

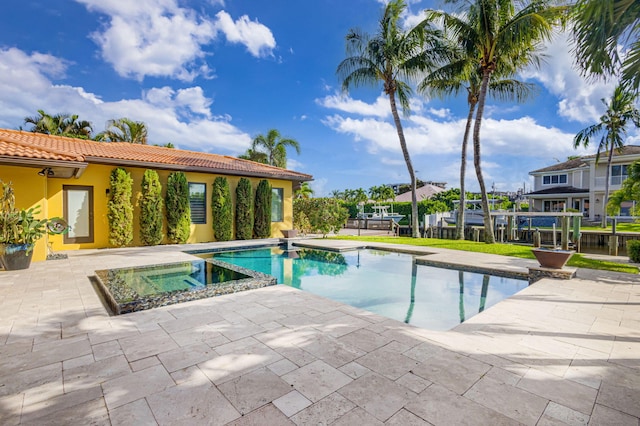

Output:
xmin=0 ymin=243 xmax=35 ymax=271
xmin=532 ymin=248 xmax=573 ymax=269
xmin=281 ymin=229 xmax=298 ymax=238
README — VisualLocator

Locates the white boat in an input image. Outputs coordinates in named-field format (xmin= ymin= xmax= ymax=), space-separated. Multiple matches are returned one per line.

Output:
xmin=444 ymin=200 xmax=507 ymax=226
xmin=357 ymin=205 xmax=405 ymax=223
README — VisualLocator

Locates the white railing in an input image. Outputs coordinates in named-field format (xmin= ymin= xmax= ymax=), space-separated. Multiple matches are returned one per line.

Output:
xmin=594 ymin=175 xmax=627 ymax=188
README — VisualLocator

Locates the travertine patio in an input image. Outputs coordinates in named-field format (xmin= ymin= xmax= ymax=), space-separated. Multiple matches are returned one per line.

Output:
xmin=0 ymin=239 xmax=638 ymax=425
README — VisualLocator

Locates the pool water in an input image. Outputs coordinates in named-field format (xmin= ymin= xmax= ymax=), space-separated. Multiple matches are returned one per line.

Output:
xmin=99 ymin=260 xmax=252 ymax=298
xmin=195 ymin=247 xmax=528 ymax=330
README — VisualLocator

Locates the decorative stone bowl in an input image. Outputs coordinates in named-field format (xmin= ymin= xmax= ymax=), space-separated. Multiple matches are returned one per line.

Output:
xmin=281 ymin=229 xmax=298 ymax=238
xmin=532 ymin=248 xmax=574 ymax=269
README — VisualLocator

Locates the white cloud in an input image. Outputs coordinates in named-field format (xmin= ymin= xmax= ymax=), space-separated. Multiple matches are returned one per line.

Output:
xmin=0 ymin=48 xmax=251 ymax=153
xmin=213 ymin=11 xmax=276 ymax=58
xmin=77 ymin=0 xmax=217 ymax=81
xmin=317 ymin=94 xmax=390 ymax=118
xmin=75 ymin=0 xmax=276 ymax=81
xmin=521 ymin=30 xmax=616 ymax=124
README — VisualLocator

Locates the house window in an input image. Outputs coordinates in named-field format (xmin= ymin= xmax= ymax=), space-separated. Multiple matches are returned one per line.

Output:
xmin=611 ymin=165 xmax=628 ymax=185
xmin=542 ymin=174 xmax=567 ymax=185
xmin=543 ymin=200 xmax=565 ymax=212
xmin=271 ymin=188 xmax=284 ymax=222
xmin=189 ymin=182 xmax=206 ymax=224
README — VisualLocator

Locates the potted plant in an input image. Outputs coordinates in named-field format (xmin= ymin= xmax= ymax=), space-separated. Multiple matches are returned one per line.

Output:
xmin=532 ymin=247 xmax=574 ymax=269
xmin=0 ymin=181 xmax=48 ymax=270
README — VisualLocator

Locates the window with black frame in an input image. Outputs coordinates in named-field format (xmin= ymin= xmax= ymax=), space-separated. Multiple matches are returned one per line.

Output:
xmin=271 ymin=188 xmax=284 ymax=222
xmin=189 ymin=182 xmax=206 ymax=224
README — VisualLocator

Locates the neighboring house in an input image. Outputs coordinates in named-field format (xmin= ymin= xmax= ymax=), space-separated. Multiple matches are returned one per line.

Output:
xmin=394 ymin=183 xmax=446 ymax=202
xmin=0 ymin=129 xmax=312 ymax=262
xmin=527 ymin=146 xmax=640 ymax=221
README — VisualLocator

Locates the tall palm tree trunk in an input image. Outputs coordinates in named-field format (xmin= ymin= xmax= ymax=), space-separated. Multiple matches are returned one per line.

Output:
xmin=473 ymin=70 xmax=496 ymax=243
xmin=389 ymin=94 xmax=420 ymax=238
xmin=602 ymin=142 xmax=615 ymax=227
xmin=456 ymin=100 xmax=476 ymax=240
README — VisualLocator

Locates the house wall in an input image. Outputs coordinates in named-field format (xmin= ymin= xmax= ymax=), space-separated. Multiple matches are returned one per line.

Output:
xmin=0 ymin=166 xmax=49 ymax=262
xmin=1 ymin=164 xmax=294 ymax=263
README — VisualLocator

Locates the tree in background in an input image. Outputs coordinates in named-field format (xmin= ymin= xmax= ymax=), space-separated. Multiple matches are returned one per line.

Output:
xmin=294 ymin=198 xmax=349 ymax=237
xmin=608 ymin=160 xmax=640 ymax=217
xmin=23 ymin=110 xmax=93 ymax=138
xmin=235 ymin=178 xmax=254 ymax=240
xmin=338 ymin=0 xmax=448 ymax=237
xmin=419 ymin=4 xmax=536 ymax=240
xmin=254 ymin=179 xmax=272 ymax=238
xmin=368 ymin=185 xmax=396 ymax=204
xmin=107 ymin=168 xmax=134 ymax=247
xmin=238 ymin=148 xmax=269 ymax=164
xmin=96 ymin=118 xmax=148 ymax=144
xmin=572 ymin=0 xmax=640 ymax=92
xmin=295 ymin=182 xmax=314 ymax=199
xmin=166 ymin=172 xmax=191 ymax=244
xmin=428 ymin=0 xmax=565 ymax=243
xmin=211 ymin=177 xmax=233 ymax=241
xmin=139 ymin=169 xmax=164 ymax=246
xmin=574 ymin=84 xmax=640 ymax=227
xmin=250 ymin=129 xmax=300 ymax=168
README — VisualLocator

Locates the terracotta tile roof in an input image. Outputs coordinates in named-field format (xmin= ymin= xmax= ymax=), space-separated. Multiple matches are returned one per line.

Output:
xmin=0 ymin=129 xmax=312 ymax=181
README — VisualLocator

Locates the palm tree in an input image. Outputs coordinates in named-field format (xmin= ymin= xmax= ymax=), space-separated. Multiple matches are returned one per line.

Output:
xmin=295 ymin=182 xmax=314 ymax=199
xmin=428 ymin=0 xmax=565 ymax=243
xmin=95 ymin=118 xmax=148 ymax=144
xmin=572 ymin=0 xmax=640 ymax=92
xmin=337 ymin=0 xmax=448 ymax=238
xmin=251 ymin=129 xmax=300 ymax=168
xmin=238 ymin=148 xmax=268 ymax=164
xmin=419 ymin=47 xmax=536 ymax=240
xmin=574 ymin=84 xmax=640 ymax=227
xmin=24 ymin=110 xmax=93 ymax=138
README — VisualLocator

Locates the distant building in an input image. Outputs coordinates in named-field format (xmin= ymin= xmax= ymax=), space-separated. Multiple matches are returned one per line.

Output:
xmin=527 ymin=146 xmax=640 ymax=220
xmin=394 ymin=183 xmax=446 ymax=202
xmin=386 ymin=180 xmax=447 ymax=195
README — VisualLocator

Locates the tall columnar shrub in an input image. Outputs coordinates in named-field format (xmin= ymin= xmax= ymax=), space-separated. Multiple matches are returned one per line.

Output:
xmin=166 ymin=172 xmax=191 ymax=244
xmin=235 ymin=177 xmax=253 ymax=240
xmin=108 ymin=167 xmax=134 ymax=247
xmin=139 ymin=169 xmax=164 ymax=246
xmin=254 ymin=179 xmax=272 ymax=238
xmin=211 ymin=176 xmax=233 ymax=241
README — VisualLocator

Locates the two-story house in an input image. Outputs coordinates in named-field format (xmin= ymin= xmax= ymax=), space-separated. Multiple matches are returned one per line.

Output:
xmin=527 ymin=146 xmax=640 ymax=221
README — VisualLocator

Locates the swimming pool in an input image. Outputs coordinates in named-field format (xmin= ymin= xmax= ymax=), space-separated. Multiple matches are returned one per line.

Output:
xmin=194 ymin=246 xmax=528 ymax=330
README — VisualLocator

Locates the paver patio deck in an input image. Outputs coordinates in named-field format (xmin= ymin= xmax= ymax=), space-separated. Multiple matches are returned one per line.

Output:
xmin=0 ymin=238 xmax=638 ymax=425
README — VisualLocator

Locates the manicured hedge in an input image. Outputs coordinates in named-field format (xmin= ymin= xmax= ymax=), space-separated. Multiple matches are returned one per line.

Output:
xmin=166 ymin=172 xmax=191 ymax=244
xmin=254 ymin=179 xmax=272 ymax=238
xmin=211 ymin=176 xmax=233 ymax=241
xmin=235 ymin=178 xmax=253 ymax=240
xmin=139 ymin=169 xmax=164 ymax=246
xmin=108 ymin=167 xmax=133 ymax=247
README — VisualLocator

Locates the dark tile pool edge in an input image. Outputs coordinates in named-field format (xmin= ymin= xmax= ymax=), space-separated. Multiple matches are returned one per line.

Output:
xmin=94 ymin=259 xmax=276 ymax=315
xmin=414 ymin=257 xmax=529 ymax=281
xmin=185 ymin=243 xmax=280 ymax=255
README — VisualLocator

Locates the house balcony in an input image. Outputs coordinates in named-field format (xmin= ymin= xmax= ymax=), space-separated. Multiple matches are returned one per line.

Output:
xmin=593 ymin=175 xmax=627 ymax=190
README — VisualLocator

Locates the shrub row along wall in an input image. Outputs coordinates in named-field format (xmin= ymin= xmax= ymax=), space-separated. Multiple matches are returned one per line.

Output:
xmin=107 ymin=167 xmax=274 ymax=247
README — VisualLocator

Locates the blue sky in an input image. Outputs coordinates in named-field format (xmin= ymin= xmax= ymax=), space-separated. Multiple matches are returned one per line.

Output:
xmin=1 ymin=0 xmax=636 ymax=196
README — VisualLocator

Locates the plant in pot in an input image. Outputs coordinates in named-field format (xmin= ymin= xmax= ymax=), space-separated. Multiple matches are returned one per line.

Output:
xmin=0 ymin=181 xmax=48 ymax=270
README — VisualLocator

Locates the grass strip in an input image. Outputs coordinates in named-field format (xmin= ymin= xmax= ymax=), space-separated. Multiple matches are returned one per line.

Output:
xmin=330 ymin=236 xmax=639 ymax=274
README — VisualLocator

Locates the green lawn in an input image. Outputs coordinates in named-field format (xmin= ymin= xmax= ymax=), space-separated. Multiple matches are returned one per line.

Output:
xmin=330 ymin=235 xmax=639 ymax=274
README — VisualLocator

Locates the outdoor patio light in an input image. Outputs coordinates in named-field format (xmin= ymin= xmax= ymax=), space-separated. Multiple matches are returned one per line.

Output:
xmin=37 ymin=167 xmax=54 ymax=177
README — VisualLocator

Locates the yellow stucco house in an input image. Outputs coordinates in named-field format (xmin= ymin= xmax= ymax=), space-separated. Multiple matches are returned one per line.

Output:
xmin=0 ymin=129 xmax=312 ymax=263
